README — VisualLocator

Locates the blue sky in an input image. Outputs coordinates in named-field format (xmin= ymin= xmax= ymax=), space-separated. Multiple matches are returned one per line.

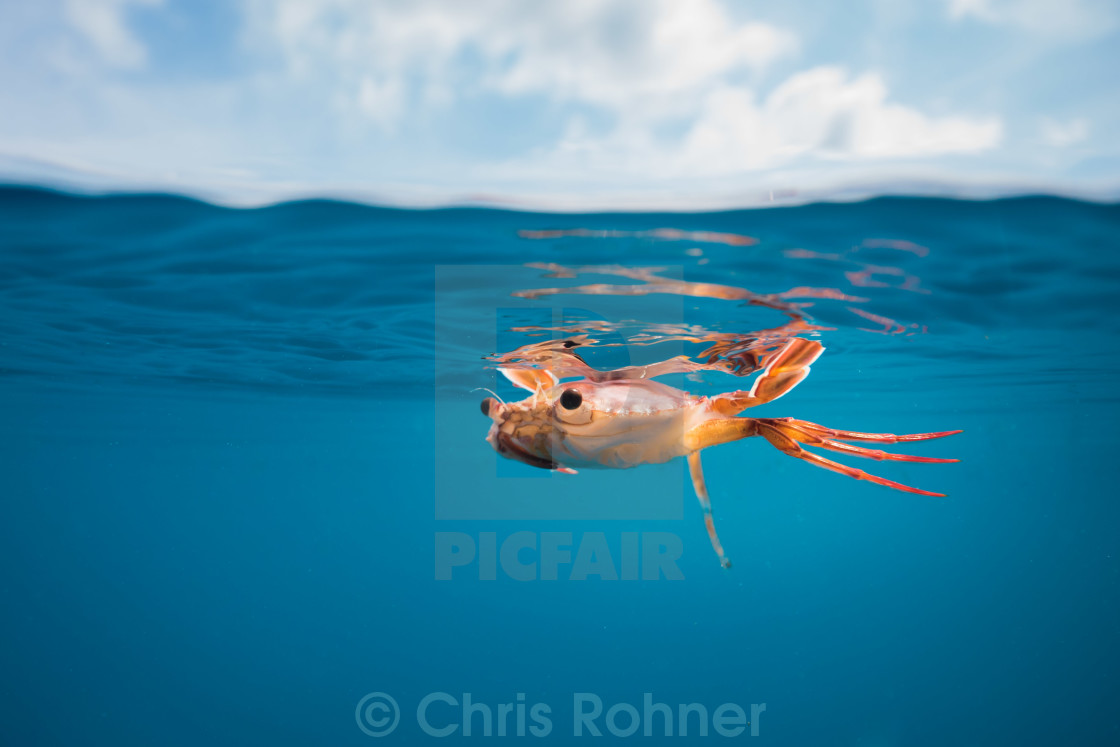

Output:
xmin=0 ymin=0 xmax=1116 ymax=208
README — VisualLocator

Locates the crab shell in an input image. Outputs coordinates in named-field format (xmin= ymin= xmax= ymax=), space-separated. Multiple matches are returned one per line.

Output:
xmin=483 ymin=377 xmax=717 ymax=471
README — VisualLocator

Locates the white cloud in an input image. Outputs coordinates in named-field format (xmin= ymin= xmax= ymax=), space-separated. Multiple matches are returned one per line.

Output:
xmin=1040 ymin=117 xmax=1089 ymax=147
xmin=514 ymin=67 xmax=1003 ymax=179
xmin=241 ymin=1 xmax=998 ymax=176
xmin=949 ymin=0 xmax=1004 ymax=22
xmin=243 ymin=0 xmax=797 ymax=127
xmin=354 ymin=76 xmax=405 ymax=132
xmin=948 ymin=0 xmax=1117 ymax=39
xmin=711 ymin=68 xmax=1001 ymax=162
xmin=62 ymin=0 xmax=161 ymax=70
xmin=485 ymin=0 xmax=796 ymax=105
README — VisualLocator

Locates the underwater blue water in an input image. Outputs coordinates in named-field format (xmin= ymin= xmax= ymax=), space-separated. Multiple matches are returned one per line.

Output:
xmin=1 ymin=185 xmax=1118 ymax=745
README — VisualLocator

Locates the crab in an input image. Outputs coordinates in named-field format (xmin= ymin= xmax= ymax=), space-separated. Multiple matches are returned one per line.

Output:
xmin=481 ymin=338 xmax=960 ymax=568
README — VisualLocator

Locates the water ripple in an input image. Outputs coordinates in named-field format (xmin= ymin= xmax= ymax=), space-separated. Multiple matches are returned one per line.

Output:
xmin=0 ymin=186 xmax=1116 ymax=399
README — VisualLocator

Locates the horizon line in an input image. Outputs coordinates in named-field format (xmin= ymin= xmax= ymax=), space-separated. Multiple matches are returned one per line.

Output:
xmin=1 ymin=176 xmax=1118 ymax=215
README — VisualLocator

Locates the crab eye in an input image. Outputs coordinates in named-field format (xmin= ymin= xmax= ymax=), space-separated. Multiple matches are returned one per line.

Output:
xmin=559 ymin=389 xmax=582 ymax=410
xmin=480 ymin=397 xmax=494 ymax=416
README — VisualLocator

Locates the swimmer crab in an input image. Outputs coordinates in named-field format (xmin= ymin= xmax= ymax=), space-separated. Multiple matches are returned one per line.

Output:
xmin=481 ymin=338 xmax=960 ymax=568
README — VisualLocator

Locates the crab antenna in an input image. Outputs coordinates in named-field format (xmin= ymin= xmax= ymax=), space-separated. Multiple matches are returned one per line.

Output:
xmin=470 ymin=387 xmax=506 ymax=406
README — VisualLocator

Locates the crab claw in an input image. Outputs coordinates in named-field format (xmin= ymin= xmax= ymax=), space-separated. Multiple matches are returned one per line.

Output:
xmin=710 ymin=337 xmax=825 ymax=415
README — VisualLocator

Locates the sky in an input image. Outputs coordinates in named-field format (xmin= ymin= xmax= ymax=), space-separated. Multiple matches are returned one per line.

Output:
xmin=0 ymin=0 xmax=1116 ymax=209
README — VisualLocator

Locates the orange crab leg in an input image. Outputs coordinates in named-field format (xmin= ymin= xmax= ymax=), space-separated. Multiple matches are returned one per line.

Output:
xmin=767 ymin=418 xmax=962 ymax=444
xmin=752 ymin=418 xmax=960 ymax=496
xmin=687 ymin=452 xmax=731 ymax=569
xmin=710 ymin=337 xmax=824 ymax=415
xmin=767 ymin=417 xmax=961 ymax=462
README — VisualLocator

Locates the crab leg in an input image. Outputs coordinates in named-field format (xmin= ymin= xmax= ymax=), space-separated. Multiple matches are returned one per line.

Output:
xmin=710 ymin=337 xmax=824 ymax=415
xmin=767 ymin=418 xmax=962 ymax=445
xmin=687 ymin=451 xmax=731 ymax=569
xmin=752 ymin=418 xmax=960 ymax=497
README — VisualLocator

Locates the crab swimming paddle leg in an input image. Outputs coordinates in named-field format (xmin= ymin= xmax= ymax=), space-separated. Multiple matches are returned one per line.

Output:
xmin=752 ymin=418 xmax=960 ymax=497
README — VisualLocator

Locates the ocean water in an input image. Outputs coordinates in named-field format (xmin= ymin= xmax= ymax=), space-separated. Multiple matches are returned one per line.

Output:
xmin=1 ymin=185 xmax=1118 ymax=745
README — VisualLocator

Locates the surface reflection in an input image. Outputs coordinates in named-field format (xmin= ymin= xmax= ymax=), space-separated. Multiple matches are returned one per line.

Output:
xmin=493 ymin=228 xmax=935 ymax=380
